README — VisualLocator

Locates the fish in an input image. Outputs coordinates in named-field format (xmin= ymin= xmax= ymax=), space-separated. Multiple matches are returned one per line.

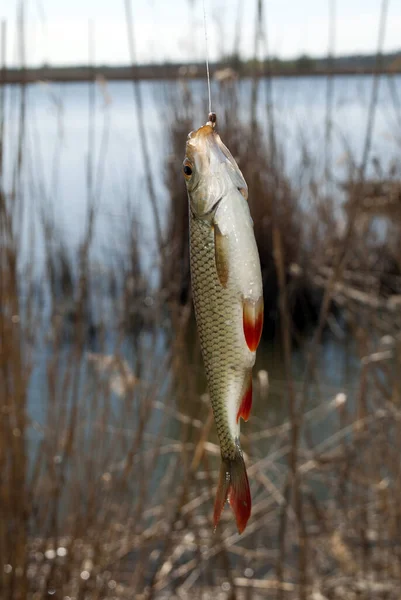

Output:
xmin=183 ymin=112 xmax=263 ymax=533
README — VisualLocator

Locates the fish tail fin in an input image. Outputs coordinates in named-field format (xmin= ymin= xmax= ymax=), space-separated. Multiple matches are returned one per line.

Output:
xmin=213 ymin=448 xmax=251 ymax=534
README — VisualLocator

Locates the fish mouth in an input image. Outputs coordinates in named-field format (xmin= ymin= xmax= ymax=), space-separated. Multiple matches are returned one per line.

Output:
xmin=188 ymin=122 xmax=214 ymax=141
xmin=186 ymin=123 xmax=232 ymax=176
xmin=187 ymin=112 xmax=216 ymax=143
xmin=185 ymin=120 xmax=248 ymax=197
xmin=185 ymin=123 xmax=216 ymax=166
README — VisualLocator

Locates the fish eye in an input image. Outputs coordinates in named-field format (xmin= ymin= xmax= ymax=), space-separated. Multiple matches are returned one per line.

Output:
xmin=183 ymin=161 xmax=193 ymax=179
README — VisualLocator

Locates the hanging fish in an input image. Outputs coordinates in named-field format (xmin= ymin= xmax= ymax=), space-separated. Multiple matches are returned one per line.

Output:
xmin=183 ymin=113 xmax=263 ymax=533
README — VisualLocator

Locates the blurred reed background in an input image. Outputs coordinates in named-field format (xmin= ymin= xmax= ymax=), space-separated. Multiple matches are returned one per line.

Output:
xmin=1 ymin=0 xmax=401 ymax=598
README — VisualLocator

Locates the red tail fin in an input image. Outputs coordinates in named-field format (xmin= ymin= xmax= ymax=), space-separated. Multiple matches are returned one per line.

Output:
xmin=213 ymin=450 xmax=251 ymax=534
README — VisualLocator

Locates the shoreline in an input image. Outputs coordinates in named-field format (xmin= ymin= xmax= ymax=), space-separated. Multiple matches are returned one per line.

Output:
xmin=1 ymin=65 xmax=401 ymax=85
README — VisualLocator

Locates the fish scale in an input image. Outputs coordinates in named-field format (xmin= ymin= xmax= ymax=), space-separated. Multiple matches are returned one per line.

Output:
xmin=190 ymin=212 xmax=248 ymax=459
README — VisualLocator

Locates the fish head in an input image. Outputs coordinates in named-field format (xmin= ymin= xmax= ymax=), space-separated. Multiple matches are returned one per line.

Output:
xmin=183 ymin=121 xmax=248 ymax=218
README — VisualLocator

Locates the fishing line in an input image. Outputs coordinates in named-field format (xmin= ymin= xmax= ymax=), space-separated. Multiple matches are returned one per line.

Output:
xmin=202 ymin=0 xmax=212 ymax=115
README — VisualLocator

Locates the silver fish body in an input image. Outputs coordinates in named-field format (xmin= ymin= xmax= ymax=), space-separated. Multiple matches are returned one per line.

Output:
xmin=183 ymin=116 xmax=263 ymax=533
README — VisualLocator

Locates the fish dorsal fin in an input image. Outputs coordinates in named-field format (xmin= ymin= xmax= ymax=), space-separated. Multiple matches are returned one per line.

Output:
xmin=238 ymin=186 xmax=248 ymax=199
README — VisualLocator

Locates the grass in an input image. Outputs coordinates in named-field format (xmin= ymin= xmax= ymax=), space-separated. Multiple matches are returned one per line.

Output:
xmin=1 ymin=0 xmax=401 ymax=597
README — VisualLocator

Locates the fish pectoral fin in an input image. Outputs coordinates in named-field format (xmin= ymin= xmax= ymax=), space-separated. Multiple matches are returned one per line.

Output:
xmin=236 ymin=369 xmax=253 ymax=423
xmin=214 ymin=223 xmax=230 ymax=288
xmin=243 ymin=296 xmax=264 ymax=352
xmin=213 ymin=449 xmax=251 ymax=534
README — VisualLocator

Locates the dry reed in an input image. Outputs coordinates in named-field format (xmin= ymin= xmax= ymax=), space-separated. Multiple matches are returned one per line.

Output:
xmin=1 ymin=0 xmax=401 ymax=598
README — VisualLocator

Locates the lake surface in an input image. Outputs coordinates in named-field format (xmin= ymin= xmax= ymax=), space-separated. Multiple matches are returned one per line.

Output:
xmin=2 ymin=74 xmax=401 ymax=269
xmin=1 ymin=75 xmax=395 ymax=453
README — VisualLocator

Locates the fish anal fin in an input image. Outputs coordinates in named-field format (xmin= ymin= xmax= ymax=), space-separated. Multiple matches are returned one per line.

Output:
xmin=243 ymin=296 xmax=264 ymax=352
xmin=214 ymin=224 xmax=230 ymax=288
xmin=213 ymin=451 xmax=251 ymax=534
xmin=236 ymin=370 xmax=252 ymax=423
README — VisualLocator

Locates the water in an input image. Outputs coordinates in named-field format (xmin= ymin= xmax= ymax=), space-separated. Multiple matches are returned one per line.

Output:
xmin=3 ymin=75 xmax=401 ymax=269
xmin=2 ymin=75 xmax=394 ymax=457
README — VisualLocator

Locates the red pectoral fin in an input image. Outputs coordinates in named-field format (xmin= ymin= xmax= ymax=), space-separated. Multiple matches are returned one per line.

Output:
xmin=236 ymin=370 xmax=252 ymax=423
xmin=243 ymin=297 xmax=264 ymax=352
